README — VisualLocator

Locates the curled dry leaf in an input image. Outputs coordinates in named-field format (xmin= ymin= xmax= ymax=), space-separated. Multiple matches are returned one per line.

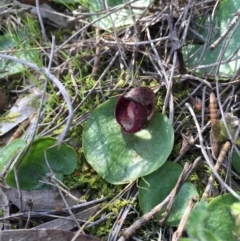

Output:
xmin=115 ymin=87 xmax=156 ymax=133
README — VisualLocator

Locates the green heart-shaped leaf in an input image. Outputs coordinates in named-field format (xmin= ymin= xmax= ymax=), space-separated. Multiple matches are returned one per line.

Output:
xmin=5 ymin=137 xmax=77 ymax=190
xmin=139 ymin=161 xmax=199 ymax=226
xmin=82 ymin=98 xmax=174 ymax=184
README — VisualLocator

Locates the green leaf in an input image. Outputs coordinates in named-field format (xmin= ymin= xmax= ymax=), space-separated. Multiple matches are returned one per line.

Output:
xmin=232 ymin=151 xmax=240 ymax=174
xmin=0 ymin=28 xmax=39 ymax=79
xmin=82 ymin=98 xmax=174 ymax=184
xmin=230 ymin=202 xmax=240 ymax=239
xmin=89 ymin=0 xmax=153 ymax=30
xmin=206 ymin=193 xmax=238 ymax=241
xmin=185 ymin=202 xmax=219 ymax=241
xmin=0 ymin=139 xmax=26 ymax=172
xmin=5 ymin=137 xmax=77 ymax=190
xmin=183 ymin=0 xmax=240 ymax=78
xmin=139 ymin=162 xmax=182 ymax=215
xmin=139 ymin=162 xmax=199 ymax=226
xmin=166 ymin=182 xmax=199 ymax=226
xmin=186 ymin=194 xmax=239 ymax=241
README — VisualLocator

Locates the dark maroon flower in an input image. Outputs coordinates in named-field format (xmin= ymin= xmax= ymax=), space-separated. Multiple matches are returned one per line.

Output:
xmin=115 ymin=87 xmax=156 ymax=133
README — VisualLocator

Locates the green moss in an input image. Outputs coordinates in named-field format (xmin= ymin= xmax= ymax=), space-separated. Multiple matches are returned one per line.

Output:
xmin=89 ymin=214 xmax=113 ymax=238
xmin=110 ymin=199 xmax=135 ymax=215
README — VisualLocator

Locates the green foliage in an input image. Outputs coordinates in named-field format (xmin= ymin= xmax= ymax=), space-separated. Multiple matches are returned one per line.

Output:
xmin=0 ymin=28 xmax=39 ymax=79
xmin=67 ymin=161 xmax=123 ymax=200
xmin=183 ymin=0 xmax=240 ymax=78
xmin=232 ymin=151 xmax=240 ymax=175
xmin=90 ymin=214 xmax=113 ymax=238
xmin=139 ymin=162 xmax=182 ymax=214
xmin=82 ymin=98 xmax=174 ymax=184
xmin=139 ymin=162 xmax=199 ymax=226
xmin=167 ymin=183 xmax=199 ymax=226
xmin=184 ymin=194 xmax=240 ymax=241
xmin=0 ymin=139 xmax=26 ymax=172
xmin=5 ymin=137 xmax=78 ymax=190
xmin=89 ymin=0 xmax=153 ymax=30
xmin=230 ymin=202 xmax=240 ymax=239
xmin=108 ymin=199 xmax=134 ymax=216
xmin=21 ymin=16 xmax=40 ymax=37
xmin=183 ymin=202 xmax=219 ymax=241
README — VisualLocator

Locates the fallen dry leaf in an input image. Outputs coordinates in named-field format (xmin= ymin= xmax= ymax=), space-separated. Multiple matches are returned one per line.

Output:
xmin=1 ymin=184 xmax=82 ymax=212
xmin=0 ymin=229 xmax=101 ymax=241
xmin=33 ymin=204 xmax=100 ymax=230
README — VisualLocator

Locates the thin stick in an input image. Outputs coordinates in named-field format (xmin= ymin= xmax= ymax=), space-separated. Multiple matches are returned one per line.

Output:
xmin=35 ymin=0 xmax=48 ymax=43
xmin=58 ymin=189 xmax=81 ymax=229
xmin=210 ymin=9 xmax=240 ymax=50
xmin=91 ymin=27 xmax=101 ymax=79
xmin=172 ymin=195 xmax=198 ymax=241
